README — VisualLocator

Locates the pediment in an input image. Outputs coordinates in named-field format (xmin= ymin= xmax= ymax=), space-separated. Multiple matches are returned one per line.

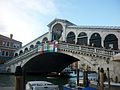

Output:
xmin=47 ymin=18 xmax=76 ymax=27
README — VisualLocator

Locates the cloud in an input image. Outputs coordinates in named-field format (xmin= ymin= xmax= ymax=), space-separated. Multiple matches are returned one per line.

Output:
xmin=0 ymin=0 xmax=58 ymax=45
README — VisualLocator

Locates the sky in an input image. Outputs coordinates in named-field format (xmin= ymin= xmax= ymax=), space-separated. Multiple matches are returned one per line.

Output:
xmin=0 ymin=0 xmax=120 ymax=45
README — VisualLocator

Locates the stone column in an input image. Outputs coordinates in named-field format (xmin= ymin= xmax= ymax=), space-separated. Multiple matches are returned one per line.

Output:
xmin=63 ymin=23 xmax=67 ymax=42
xmin=48 ymin=28 xmax=52 ymax=41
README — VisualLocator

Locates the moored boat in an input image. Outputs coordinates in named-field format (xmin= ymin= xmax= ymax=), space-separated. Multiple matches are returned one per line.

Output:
xmin=26 ymin=81 xmax=59 ymax=90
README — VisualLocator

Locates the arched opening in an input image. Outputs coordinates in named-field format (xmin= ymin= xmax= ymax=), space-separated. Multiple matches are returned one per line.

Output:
xmin=29 ymin=45 xmax=34 ymax=50
xmin=22 ymin=52 xmax=79 ymax=73
xmin=90 ymin=33 xmax=101 ymax=47
xmin=66 ymin=32 xmax=75 ymax=44
xmin=35 ymin=41 xmax=41 ymax=47
xmin=77 ymin=32 xmax=88 ymax=45
xmin=15 ymin=53 xmax=18 ymax=57
xmin=24 ymin=48 xmax=28 ymax=53
xmin=42 ymin=37 xmax=48 ymax=43
xmin=104 ymin=34 xmax=118 ymax=50
xmin=36 ymin=41 xmax=41 ymax=45
xmin=19 ymin=50 xmax=23 ymax=55
xmin=52 ymin=23 xmax=63 ymax=41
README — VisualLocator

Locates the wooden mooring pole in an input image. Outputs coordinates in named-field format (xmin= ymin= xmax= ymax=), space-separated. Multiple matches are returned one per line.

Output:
xmin=107 ymin=67 xmax=111 ymax=88
xmin=77 ymin=61 xmax=79 ymax=86
xmin=15 ymin=66 xmax=23 ymax=90
xmin=100 ymin=68 xmax=104 ymax=90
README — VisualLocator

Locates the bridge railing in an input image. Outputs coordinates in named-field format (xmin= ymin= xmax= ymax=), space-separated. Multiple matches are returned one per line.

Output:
xmin=5 ymin=47 xmax=38 ymax=65
xmin=5 ymin=42 xmax=120 ymax=66
xmin=58 ymin=42 xmax=120 ymax=56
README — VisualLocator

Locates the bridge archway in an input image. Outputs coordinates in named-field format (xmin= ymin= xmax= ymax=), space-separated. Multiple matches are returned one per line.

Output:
xmin=24 ymin=48 xmax=28 ymax=53
xmin=29 ymin=45 xmax=34 ymax=50
xmin=66 ymin=32 xmax=75 ymax=44
xmin=52 ymin=23 xmax=63 ymax=41
xmin=77 ymin=32 xmax=88 ymax=45
xmin=19 ymin=50 xmax=23 ymax=55
xmin=22 ymin=52 xmax=79 ymax=73
xmin=90 ymin=33 xmax=101 ymax=47
xmin=42 ymin=37 xmax=48 ymax=43
xmin=104 ymin=34 xmax=118 ymax=50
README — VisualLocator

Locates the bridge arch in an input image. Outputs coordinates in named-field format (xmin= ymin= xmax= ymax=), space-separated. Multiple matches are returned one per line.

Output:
xmin=61 ymin=51 xmax=97 ymax=71
xmin=104 ymin=34 xmax=118 ymax=50
xmin=77 ymin=32 xmax=88 ymax=45
xmin=89 ymin=33 xmax=101 ymax=47
xmin=29 ymin=44 xmax=34 ymax=50
xmin=35 ymin=41 xmax=41 ymax=47
xmin=22 ymin=52 xmax=79 ymax=73
xmin=24 ymin=48 xmax=28 ymax=53
xmin=19 ymin=50 xmax=23 ymax=55
xmin=42 ymin=37 xmax=48 ymax=43
xmin=52 ymin=23 xmax=63 ymax=41
xmin=66 ymin=31 xmax=75 ymax=44
xmin=36 ymin=41 xmax=41 ymax=45
xmin=15 ymin=53 xmax=18 ymax=57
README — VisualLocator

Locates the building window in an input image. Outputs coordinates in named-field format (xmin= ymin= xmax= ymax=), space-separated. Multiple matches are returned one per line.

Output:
xmin=2 ymin=41 xmax=6 ymax=46
xmin=6 ymin=42 xmax=10 ymax=47
xmin=6 ymin=51 xmax=9 ymax=56
xmin=13 ymin=43 xmax=20 ymax=48
xmin=2 ymin=51 xmax=5 ymax=56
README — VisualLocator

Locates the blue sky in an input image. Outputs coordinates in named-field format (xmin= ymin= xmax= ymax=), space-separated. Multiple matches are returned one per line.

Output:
xmin=0 ymin=0 xmax=120 ymax=45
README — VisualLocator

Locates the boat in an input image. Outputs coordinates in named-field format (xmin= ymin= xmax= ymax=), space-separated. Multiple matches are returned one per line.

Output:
xmin=26 ymin=81 xmax=59 ymax=90
xmin=63 ymin=80 xmax=83 ymax=90
xmin=69 ymin=71 xmax=83 ymax=77
xmin=69 ymin=71 xmax=98 ymax=81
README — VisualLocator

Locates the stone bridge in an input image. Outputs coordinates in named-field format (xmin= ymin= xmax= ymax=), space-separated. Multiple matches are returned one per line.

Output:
xmin=5 ymin=42 xmax=120 ymax=76
xmin=4 ymin=18 xmax=120 ymax=82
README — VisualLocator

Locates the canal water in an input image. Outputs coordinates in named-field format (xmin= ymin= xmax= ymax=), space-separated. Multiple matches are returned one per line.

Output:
xmin=0 ymin=74 xmax=120 ymax=90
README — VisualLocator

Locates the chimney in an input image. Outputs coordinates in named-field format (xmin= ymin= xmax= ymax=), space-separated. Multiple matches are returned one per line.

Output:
xmin=10 ymin=34 xmax=13 ymax=39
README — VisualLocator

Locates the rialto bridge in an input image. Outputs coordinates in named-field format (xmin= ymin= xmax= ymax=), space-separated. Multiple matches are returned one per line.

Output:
xmin=4 ymin=18 xmax=120 ymax=82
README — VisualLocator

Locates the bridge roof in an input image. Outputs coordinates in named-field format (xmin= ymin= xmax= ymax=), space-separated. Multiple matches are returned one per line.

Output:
xmin=68 ymin=25 xmax=120 ymax=30
xmin=47 ymin=18 xmax=76 ymax=27
xmin=23 ymin=52 xmax=79 ymax=73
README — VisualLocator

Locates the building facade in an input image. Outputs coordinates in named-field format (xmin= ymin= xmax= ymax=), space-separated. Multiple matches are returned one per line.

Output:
xmin=0 ymin=34 xmax=22 ymax=64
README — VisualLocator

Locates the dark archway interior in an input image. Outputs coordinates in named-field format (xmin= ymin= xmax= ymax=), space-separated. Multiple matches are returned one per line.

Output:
xmin=23 ymin=52 xmax=79 ymax=73
xmin=77 ymin=32 xmax=88 ymax=45
xmin=66 ymin=32 xmax=75 ymax=44
xmin=104 ymin=34 xmax=118 ymax=50
xmin=52 ymin=23 xmax=63 ymax=41
xmin=90 ymin=33 xmax=101 ymax=47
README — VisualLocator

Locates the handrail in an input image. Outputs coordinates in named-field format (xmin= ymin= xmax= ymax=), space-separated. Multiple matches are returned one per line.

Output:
xmin=5 ymin=47 xmax=38 ymax=65
xmin=58 ymin=42 xmax=120 ymax=56
xmin=4 ymin=42 xmax=120 ymax=66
